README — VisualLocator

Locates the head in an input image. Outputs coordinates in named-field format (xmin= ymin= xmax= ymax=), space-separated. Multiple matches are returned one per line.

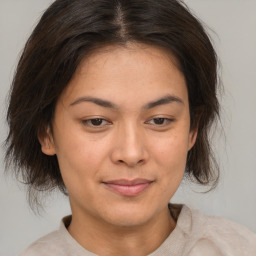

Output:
xmin=6 ymin=0 xmax=219 ymax=215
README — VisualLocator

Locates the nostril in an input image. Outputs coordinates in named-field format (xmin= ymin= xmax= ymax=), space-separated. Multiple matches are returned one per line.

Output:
xmin=117 ymin=159 xmax=144 ymax=166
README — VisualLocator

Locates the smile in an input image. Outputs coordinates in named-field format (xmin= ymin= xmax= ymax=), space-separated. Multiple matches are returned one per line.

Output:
xmin=102 ymin=179 xmax=154 ymax=197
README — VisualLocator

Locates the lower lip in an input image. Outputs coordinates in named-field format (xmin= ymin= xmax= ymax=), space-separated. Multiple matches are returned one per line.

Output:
xmin=103 ymin=182 xmax=152 ymax=196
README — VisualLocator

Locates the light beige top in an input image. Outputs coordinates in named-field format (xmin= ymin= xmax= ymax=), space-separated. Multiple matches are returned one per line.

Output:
xmin=20 ymin=205 xmax=256 ymax=256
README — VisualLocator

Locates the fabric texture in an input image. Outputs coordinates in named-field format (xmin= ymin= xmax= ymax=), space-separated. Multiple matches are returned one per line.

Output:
xmin=19 ymin=205 xmax=256 ymax=256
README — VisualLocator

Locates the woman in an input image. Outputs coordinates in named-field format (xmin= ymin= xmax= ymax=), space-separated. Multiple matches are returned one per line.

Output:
xmin=5 ymin=0 xmax=256 ymax=255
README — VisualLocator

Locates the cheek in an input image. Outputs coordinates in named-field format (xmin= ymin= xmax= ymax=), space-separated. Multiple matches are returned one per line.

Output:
xmin=54 ymin=129 xmax=110 ymax=184
xmin=144 ymin=132 xmax=189 ymax=203
xmin=54 ymin=136 xmax=109 ymax=203
xmin=152 ymin=131 xmax=190 ymax=170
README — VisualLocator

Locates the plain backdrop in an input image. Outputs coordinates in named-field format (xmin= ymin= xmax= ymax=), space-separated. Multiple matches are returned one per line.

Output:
xmin=0 ymin=0 xmax=256 ymax=255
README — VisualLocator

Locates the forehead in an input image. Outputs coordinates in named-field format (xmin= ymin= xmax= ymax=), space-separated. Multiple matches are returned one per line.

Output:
xmin=60 ymin=43 xmax=188 ymax=108
xmin=76 ymin=43 xmax=182 ymax=81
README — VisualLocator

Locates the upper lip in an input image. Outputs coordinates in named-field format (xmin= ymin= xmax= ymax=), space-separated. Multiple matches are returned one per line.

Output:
xmin=103 ymin=178 xmax=153 ymax=186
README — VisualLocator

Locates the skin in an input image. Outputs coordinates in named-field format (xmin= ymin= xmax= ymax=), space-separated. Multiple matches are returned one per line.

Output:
xmin=40 ymin=43 xmax=197 ymax=256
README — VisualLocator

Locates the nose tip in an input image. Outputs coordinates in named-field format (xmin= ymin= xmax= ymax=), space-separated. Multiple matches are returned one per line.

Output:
xmin=110 ymin=130 xmax=149 ymax=167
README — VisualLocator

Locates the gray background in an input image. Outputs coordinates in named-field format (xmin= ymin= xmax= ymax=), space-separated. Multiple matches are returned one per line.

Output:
xmin=1 ymin=0 xmax=256 ymax=255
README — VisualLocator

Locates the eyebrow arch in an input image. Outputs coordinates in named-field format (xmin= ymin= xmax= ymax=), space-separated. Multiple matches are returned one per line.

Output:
xmin=70 ymin=94 xmax=183 ymax=109
xmin=70 ymin=96 xmax=118 ymax=108
xmin=143 ymin=94 xmax=184 ymax=109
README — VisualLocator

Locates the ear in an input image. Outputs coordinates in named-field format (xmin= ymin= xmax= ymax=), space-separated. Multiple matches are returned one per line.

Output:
xmin=188 ymin=109 xmax=202 ymax=151
xmin=188 ymin=128 xmax=198 ymax=151
xmin=38 ymin=126 xmax=56 ymax=156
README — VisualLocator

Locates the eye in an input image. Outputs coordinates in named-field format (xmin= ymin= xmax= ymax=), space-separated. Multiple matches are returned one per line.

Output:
xmin=82 ymin=118 xmax=110 ymax=128
xmin=147 ymin=117 xmax=174 ymax=126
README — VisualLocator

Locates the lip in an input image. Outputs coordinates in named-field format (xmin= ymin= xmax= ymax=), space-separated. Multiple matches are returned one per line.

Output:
xmin=102 ymin=179 xmax=154 ymax=197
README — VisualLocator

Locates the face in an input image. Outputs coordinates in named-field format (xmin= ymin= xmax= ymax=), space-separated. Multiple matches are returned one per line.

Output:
xmin=40 ymin=43 xmax=197 ymax=228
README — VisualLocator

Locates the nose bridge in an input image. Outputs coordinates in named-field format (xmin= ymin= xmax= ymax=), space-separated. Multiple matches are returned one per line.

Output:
xmin=111 ymin=120 xmax=148 ymax=166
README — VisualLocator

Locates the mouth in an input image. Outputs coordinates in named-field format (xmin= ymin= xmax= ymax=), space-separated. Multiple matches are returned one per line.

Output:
xmin=102 ymin=178 xmax=154 ymax=197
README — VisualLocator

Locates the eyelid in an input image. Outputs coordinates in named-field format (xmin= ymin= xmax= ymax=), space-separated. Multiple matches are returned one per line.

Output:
xmin=81 ymin=116 xmax=175 ymax=129
xmin=145 ymin=117 xmax=175 ymax=126
xmin=82 ymin=117 xmax=112 ymax=128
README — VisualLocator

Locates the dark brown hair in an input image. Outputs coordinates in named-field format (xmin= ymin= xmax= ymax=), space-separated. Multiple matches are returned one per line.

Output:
xmin=5 ymin=0 xmax=220 ymax=206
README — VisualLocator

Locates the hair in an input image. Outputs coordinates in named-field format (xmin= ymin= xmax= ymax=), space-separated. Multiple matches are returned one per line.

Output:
xmin=5 ymin=0 xmax=220 ymax=207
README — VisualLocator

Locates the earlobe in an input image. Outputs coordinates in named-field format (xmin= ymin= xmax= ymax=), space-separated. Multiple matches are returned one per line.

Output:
xmin=38 ymin=127 xmax=56 ymax=156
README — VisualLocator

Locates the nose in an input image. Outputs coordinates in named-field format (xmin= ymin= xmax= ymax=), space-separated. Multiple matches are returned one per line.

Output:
xmin=110 ymin=123 xmax=149 ymax=167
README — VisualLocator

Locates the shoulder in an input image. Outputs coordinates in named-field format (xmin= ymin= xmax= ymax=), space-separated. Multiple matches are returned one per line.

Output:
xmin=19 ymin=229 xmax=69 ymax=256
xmin=19 ymin=216 xmax=93 ymax=256
xmin=180 ymin=205 xmax=256 ymax=256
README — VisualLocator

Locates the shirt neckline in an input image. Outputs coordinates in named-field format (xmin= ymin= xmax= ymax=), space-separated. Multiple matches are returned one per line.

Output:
xmin=59 ymin=204 xmax=189 ymax=255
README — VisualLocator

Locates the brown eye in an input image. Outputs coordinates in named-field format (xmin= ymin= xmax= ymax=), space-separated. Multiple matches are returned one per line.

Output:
xmin=82 ymin=118 xmax=110 ymax=128
xmin=146 ymin=117 xmax=174 ymax=127
xmin=153 ymin=118 xmax=165 ymax=125
xmin=90 ymin=118 xmax=104 ymax=126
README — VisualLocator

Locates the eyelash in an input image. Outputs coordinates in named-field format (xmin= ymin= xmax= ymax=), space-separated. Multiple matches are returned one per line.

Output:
xmin=146 ymin=117 xmax=174 ymax=126
xmin=82 ymin=118 xmax=111 ymax=128
xmin=82 ymin=117 xmax=174 ymax=129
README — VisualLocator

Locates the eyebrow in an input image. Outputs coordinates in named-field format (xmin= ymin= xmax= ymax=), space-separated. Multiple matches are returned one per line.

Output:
xmin=70 ymin=96 xmax=118 ymax=108
xmin=70 ymin=94 xmax=184 ymax=109
xmin=143 ymin=94 xmax=184 ymax=109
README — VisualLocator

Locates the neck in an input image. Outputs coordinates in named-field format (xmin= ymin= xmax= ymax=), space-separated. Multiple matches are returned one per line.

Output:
xmin=68 ymin=205 xmax=176 ymax=256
